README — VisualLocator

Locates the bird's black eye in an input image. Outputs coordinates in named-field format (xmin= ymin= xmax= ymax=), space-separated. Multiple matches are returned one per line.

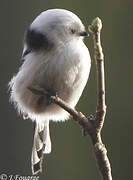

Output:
xmin=71 ymin=29 xmax=76 ymax=34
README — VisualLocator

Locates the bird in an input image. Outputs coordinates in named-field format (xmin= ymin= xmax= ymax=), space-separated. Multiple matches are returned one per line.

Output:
xmin=9 ymin=9 xmax=91 ymax=174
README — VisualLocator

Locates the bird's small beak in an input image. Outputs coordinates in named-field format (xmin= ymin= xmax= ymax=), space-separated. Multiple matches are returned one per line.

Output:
xmin=79 ymin=31 xmax=89 ymax=37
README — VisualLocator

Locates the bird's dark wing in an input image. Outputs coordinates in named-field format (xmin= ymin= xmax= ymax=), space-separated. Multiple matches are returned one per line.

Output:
xmin=21 ymin=48 xmax=32 ymax=63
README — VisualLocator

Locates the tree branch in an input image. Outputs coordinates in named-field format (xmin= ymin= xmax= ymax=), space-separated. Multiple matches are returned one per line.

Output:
xmin=88 ymin=17 xmax=112 ymax=180
xmin=29 ymin=17 xmax=113 ymax=180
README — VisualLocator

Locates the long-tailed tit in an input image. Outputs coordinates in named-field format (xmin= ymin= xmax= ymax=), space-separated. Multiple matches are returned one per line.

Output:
xmin=9 ymin=9 xmax=91 ymax=174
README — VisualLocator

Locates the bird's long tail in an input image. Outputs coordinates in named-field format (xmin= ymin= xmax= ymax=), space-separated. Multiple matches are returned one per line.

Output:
xmin=31 ymin=120 xmax=51 ymax=175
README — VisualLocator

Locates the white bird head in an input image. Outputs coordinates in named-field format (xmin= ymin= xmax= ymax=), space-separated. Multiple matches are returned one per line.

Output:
xmin=26 ymin=9 xmax=88 ymax=49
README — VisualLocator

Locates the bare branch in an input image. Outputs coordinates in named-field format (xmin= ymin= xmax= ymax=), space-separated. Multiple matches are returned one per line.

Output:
xmin=88 ymin=17 xmax=112 ymax=180
xmin=89 ymin=17 xmax=106 ymax=131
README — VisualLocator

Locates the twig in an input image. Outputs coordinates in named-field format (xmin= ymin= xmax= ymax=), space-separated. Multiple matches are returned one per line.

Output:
xmin=88 ymin=17 xmax=112 ymax=180
xmin=29 ymin=17 xmax=113 ymax=180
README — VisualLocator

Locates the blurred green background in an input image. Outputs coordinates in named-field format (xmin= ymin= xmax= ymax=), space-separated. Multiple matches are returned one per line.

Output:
xmin=1 ymin=0 xmax=133 ymax=179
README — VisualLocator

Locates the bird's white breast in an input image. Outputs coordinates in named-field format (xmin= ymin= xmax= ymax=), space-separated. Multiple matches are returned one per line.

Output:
xmin=9 ymin=39 xmax=91 ymax=122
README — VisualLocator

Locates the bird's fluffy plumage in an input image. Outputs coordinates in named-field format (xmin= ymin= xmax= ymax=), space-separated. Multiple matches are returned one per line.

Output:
xmin=9 ymin=9 xmax=91 ymax=174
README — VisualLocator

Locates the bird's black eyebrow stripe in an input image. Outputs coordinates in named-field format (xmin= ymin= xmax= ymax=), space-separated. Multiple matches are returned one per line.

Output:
xmin=25 ymin=28 xmax=52 ymax=50
xmin=21 ymin=28 xmax=54 ymax=64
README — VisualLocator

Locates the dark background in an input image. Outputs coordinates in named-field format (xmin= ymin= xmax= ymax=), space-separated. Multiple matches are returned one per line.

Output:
xmin=1 ymin=0 xmax=133 ymax=179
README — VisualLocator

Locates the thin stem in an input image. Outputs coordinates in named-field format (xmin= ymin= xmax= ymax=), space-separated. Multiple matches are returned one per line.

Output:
xmin=89 ymin=17 xmax=112 ymax=180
